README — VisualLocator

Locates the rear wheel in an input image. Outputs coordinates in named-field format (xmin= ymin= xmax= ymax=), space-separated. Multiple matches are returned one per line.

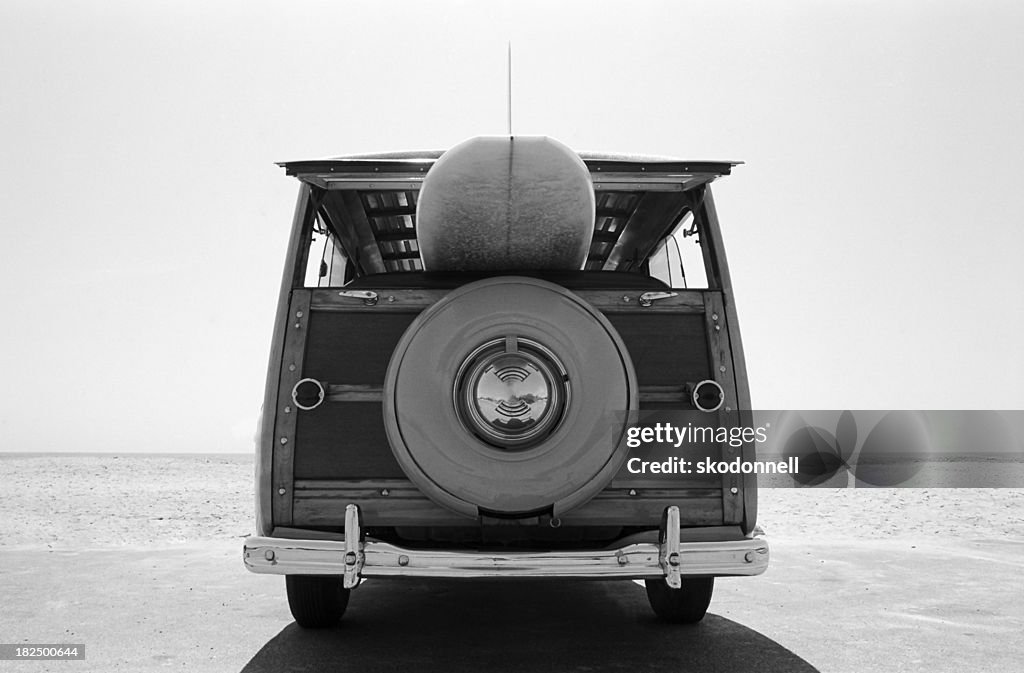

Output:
xmin=286 ymin=575 xmax=350 ymax=628
xmin=644 ymin=577 xmax=714 ymax=623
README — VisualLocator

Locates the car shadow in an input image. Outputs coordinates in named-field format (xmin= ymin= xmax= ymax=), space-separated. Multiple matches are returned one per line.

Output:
xmin=241 ymin=579 xmax=818 ymax=672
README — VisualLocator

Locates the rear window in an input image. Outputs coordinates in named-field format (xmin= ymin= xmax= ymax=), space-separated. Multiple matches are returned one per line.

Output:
xmin=303 ymin=212 xmax=350 ymax=287
xmin=646 ymin=212 xmax=709 ymax=289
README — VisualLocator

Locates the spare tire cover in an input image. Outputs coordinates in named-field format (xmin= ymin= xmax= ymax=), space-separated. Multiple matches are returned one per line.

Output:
xmin=383 ymin=277 xmax=637 ymax=518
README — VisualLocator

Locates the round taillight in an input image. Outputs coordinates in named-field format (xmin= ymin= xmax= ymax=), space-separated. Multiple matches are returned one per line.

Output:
xmin=454 ymin=338 xmax=569 ymax=450
xmin=692 ymin=379 xmax=725 ymax=412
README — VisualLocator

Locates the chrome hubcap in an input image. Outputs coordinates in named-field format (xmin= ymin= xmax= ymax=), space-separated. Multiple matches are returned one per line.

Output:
xmin=454 ymin=338 xmax=569 ymax=450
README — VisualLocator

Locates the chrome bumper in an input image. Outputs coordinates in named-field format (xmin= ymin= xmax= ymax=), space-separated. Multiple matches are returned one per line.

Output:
xmin=244 ymin=505 xmax=769 ymax=589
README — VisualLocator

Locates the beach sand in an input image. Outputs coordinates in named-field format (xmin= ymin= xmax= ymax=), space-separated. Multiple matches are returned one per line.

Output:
xmin=1 ymin=454 xmax=1022 ymax=672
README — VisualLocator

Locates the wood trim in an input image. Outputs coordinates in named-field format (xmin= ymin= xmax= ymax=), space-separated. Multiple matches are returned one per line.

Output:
xmin=638 ymin=385 xmax=688 ymax=403
xmin=291 ymin=479 xmax=723 ymax=527
xmin=271 ymin=526 xmax=347 ymax=541
xmin=559 ymin=494 xmax=721 ymax=526
xmin=310 ymin=288 xmax=446 ymax=311
xmin=700 ymin=189 xmax=751 ymax=410
xmin=291 ymin=192 xmax=318 ymax=289
xmin=703 ymin=291 xmax=743 ymax=525
xmin=575 ymin=290 xmax=704 ymax=313
xmin=323 ymin=175 xmax=425 ymax=190
xmin=282 ymin=158 xmax=734 ymax=177
xmin=322 ymin=383 xmax=688 ymax=404
xmin=307 ymin=288 xmax=705 ymax=315
xmin=326 ymin=384 xmax=384 ymax=402
xmin=591 ymin=174 xmax=715 ymax=192
xmin=258 ymin=186 xmax=315 ymax=535
xmin=592 ymin=182 xmax=683 ymax=192
xmin=295 ymin=478 xmax=417 ymax=491
xmin=271 ymin=290 xmax=312 ymax=527
xmin=700 ymin=188 xmax=756 ymax=533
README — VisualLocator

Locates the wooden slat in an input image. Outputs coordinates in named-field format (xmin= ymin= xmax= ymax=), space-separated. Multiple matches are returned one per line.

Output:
xmin=699 ymin=188 xmax=756 ymax=532
xmin=271 ymin=290 xmax=313 ymax=527
xmin=310 ymin=288 xmax=447 ymax=311
xmin=700 ymin=189 xmax=751 ymax=412
xmin=703 ymin=291 xmax=743 ymax=525
xmin=292 ymin=480 xmax=723 ymax=527
xmin=322 ymin=384 xmax=686 ymax=404
xmin=294 ymin=494 xmax=470 ymax=527
xmin=324 ymin=177 xmax=424 ymax=190
xmin=584 ymin=161 xmax=734 ymax=175
xmin=638 ymin=385 xmax=688 ymax=403
xmin=591 ymin=175 xmax=715 ymax=192
xmin=295 ymin=478 xmax=416 ymax=491
xmin=259 ymin=186 xmax=316 ymax=534
xmin=309 ymin=287 xmax=704 ymax=313
xmin=593 ymin=182 xmax=682 ymax=192
xmin=326 ymin=384 xmax=383 ymax=402
xmin=559 ymin=496 xmax=721 ymax=526
xmin=293 ymin=479 xmax=464 ymax=526
xmin=574 ymin=289 xmax=704 ymax=313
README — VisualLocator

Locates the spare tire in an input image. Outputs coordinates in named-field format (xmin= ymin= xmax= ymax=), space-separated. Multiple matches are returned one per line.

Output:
xmin=383 ymin=277 xmax=637 ymax=519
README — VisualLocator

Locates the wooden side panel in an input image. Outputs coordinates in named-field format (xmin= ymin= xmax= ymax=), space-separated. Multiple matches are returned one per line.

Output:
xmin=294 ymin=291 xmax=428 ymax=481
xmin=295 ymin=307 xmax=418 ymax=480
xmin=288 ymin=284 xmax=727 ymax=528
xmin=607 ymin=313 xmax=710 ymax=386
xmin=304 ymin=312 xmax=417 ymax=384
xmin=294 ymin=402 xmax=404 ymax=479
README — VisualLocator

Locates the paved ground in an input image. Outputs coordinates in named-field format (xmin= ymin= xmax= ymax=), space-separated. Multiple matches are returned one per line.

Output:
xmin=3 ymin=456 xmax=1022 ymax=671
xmin=4 ymin=535 xmax=1022 ymax=672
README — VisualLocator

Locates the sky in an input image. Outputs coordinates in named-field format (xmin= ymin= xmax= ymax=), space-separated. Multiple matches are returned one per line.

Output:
xmin=1 ymin=0 xmax=1022 ymax=453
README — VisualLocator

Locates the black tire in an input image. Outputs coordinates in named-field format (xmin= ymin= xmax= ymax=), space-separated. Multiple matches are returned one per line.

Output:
xmin=286 ymin=575 xmax=350 ymax=628
xmin=644 ymin=577 xmax=714 ymax=624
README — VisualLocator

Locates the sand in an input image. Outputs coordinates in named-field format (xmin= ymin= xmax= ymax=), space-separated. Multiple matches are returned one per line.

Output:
xmin=1 ymin=454 xmax=1022 ymax=672
xmin=3 ymin=454 xmax=1021 ymax=548
xmin=0 ymin=454 xmax=253 ymax=549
